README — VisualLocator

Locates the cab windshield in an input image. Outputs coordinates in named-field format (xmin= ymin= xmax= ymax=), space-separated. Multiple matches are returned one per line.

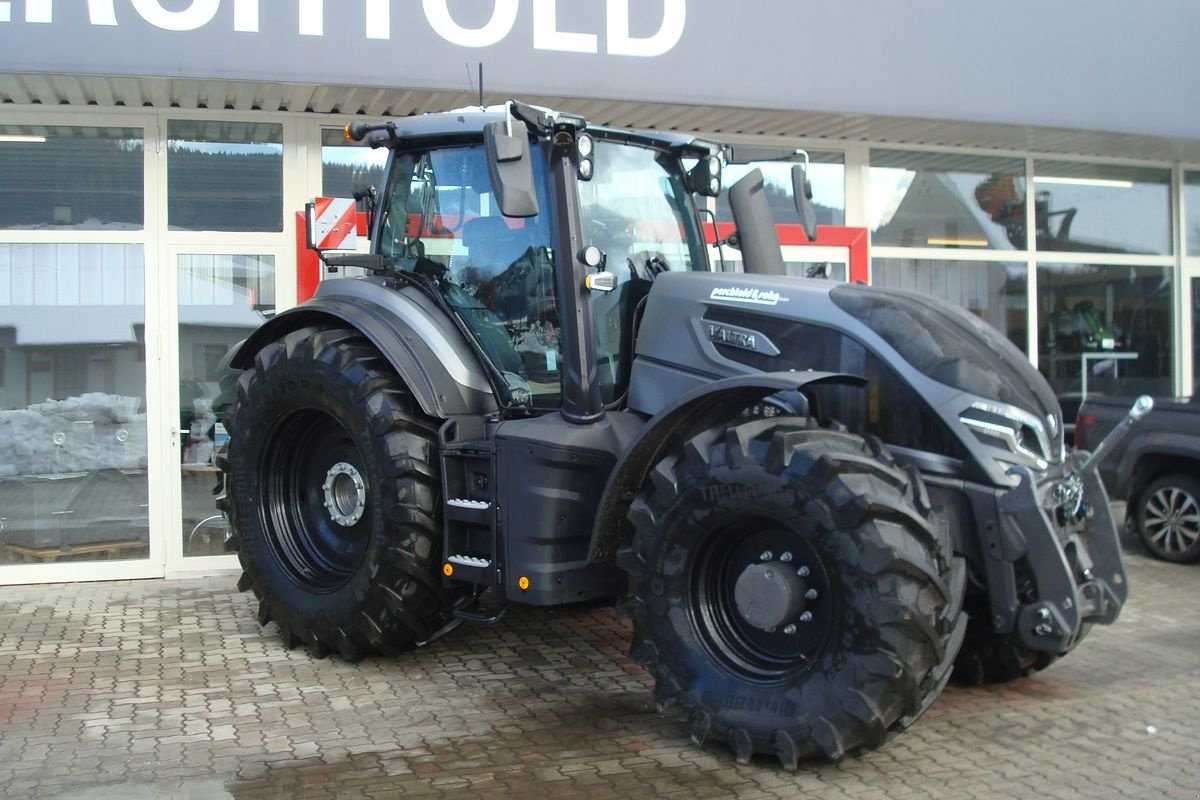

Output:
xmin=579 ymin=139 xmax=708 ymax=276
xmin=373 ymin=136 xmax=707 ymax=410
xmin=580 ymin=140 xmax=707 ymax=405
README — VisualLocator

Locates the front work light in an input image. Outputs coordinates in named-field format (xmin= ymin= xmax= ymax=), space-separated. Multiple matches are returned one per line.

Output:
xmin=577 ymin=133 xmax=594 ymax=181
xmin=689 ymin=154 xmax=722 ymax=197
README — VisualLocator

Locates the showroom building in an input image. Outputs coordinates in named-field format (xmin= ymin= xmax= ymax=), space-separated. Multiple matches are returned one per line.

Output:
xmin=0 ymin=0 xmax=1198 ymax=585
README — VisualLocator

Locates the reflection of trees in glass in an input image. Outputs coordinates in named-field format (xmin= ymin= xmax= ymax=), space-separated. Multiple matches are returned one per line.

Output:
xmin=168 ymin=148 xmax=283 ymax=232
xmin=0 ymin=135 xmax=143 ymax=229
xmin=323 ymin=161 xmax=386 ymax=200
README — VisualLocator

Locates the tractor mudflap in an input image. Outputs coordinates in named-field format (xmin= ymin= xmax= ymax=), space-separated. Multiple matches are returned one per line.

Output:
xmin=967 ymin=459 xmax=1127 ymax=657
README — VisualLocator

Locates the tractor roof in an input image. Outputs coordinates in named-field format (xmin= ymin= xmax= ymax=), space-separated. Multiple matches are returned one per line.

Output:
xmin=360 ymin=105 xmax=718 ymax=157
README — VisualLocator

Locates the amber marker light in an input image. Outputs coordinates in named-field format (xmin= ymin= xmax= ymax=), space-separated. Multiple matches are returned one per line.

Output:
xmin=343 ymin=123 xmax=355 ymax=143
xmin=518 ymin=576 xmax=531 ymax=591
xmin=442 ymin=563 xmax=454 ymax=577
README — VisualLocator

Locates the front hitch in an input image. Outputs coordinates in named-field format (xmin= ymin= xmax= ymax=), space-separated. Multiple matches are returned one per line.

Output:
xmin=1080 ymin=394 xmax=1154 ymax=473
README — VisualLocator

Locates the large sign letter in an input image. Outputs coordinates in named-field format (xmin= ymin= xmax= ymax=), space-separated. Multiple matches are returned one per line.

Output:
xmin=234 ymin=0 xmax=258 ymax=32
xmin=422 ymin=0 xmax=518 ymax=48
xmin=24 ymin=0 xmax=51 ymax=22
xmin=607 ymin=0 xmax=685 ymax=57
xmin=19 ymin=1 xmax=118 ymax=25
xmin=298 ymin=0 xmax=322 ymax=36
xmin=366 ymin=0 xmax=389 ymax=40
xmin=533 ymin=0 xmax=597 ymax=54
xmin=131 ymin=0 xmax=219 ymax=31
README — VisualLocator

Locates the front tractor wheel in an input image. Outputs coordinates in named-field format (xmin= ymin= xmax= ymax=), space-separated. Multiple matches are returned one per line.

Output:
xmin=221 ymin=326 xmax=454 ymax=660
xmin=619 ymin=420 xmax=965 ymax=768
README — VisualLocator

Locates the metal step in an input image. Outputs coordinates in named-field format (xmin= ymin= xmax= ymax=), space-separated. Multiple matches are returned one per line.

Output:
xmin=446 ymin=498 xmax=490 ymax=510
xmin=448 ymin=554 xmax=492 ymax=568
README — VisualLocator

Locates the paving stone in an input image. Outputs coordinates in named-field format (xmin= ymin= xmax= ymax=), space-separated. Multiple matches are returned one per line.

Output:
xmin=0 ymin=535 xmax=1197 ymax=799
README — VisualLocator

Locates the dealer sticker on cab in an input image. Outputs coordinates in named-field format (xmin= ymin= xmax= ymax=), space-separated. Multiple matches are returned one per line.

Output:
xmin=709 ymin=286 xmax=789 ymax=306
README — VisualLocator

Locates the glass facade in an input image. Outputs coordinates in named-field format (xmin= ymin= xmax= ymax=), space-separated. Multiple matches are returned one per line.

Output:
xmin=0 ymin=106 xmax=1195 ymax=585
xmin=718 ymin=152 xmax=844 ymax=227
xmin=321 ymin=128 xmax=388 ymax=199
xmin=1186 ymin=172 xmax=1200 ymax=257
xmin=870 ymin=148 xmax=1179 ymax=403
xmin=168 ymin=120 xmax=284 ymax=232
xmin=0 ymin=242 xmax=149 ymax=565
xmin=870 ymin=152 xmax=1026 ymax=250
xmin=1037 ymin=263 xmax=1173 ymax=398
xmin=1032 ymin=161 xmax=1172 ymax=255
xmin=0 ymin=126 xmax=144 ymax=230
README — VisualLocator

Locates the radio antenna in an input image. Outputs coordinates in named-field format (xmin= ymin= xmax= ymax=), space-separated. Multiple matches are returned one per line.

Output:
xmin=478 ymin=63 xmax=484 ymax=108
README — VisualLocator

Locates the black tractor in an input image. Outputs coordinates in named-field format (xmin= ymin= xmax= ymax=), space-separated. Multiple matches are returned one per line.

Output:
xmin=218 ymin=102 xmax=1132 ymax=768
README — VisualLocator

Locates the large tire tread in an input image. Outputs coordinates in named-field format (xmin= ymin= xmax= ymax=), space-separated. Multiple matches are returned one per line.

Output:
xmin=223 ymin=326 xmax=453 ymax=661
xmin=621 ymin=418 xmax=966 ymax=768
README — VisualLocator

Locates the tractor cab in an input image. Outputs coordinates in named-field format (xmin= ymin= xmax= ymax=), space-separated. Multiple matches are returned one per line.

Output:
xmin=307 ymin=102 xmax=811 ymax=419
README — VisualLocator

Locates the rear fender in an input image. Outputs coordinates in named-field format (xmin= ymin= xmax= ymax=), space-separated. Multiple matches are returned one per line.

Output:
xmin=229 ymin=282 xmax=497 ymax=419
xmin=589 ymin=370 xmax=865 ymax=564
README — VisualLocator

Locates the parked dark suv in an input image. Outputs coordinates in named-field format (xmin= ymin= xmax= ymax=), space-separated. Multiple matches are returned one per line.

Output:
xmin=1076 ymin=391 xmax=1200 ymax=562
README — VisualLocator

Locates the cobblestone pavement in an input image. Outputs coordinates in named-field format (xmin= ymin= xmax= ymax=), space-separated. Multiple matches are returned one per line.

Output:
xmin=1 ymin=529 xmax=1197 ymax=799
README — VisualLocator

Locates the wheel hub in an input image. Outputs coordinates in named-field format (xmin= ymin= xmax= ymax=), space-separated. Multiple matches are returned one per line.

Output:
xmin=323 ymin=462 xmax=367 ymax=527
xmin=734 ymin=562 xmax=807 ymax=631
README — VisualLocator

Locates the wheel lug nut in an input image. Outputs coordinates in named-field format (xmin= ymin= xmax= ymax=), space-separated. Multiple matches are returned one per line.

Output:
xmin=760 ymin=551 xmax=773 ymax=562
xmin=780 ymin=552 xmax=793 ymax=562
xmin=805 ymin=588 xmax=818 ymax=600
xmin=799 ymin=611 xmax=813 ymax=623
xmin=783 ymin=624 xmax=797 ymax=635
xmin=796 ymin=566 xmax=810 ymax=577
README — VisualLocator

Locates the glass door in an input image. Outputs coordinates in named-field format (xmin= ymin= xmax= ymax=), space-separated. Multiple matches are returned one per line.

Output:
xmin=166 ymin=246 xmax=279 ymax=572
xmin=160 ymin=116 xmax=290 ymax=574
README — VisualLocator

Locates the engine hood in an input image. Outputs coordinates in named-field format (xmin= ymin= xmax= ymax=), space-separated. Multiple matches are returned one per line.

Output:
xmin=628 ymin=272 xmax=1064 ymax=483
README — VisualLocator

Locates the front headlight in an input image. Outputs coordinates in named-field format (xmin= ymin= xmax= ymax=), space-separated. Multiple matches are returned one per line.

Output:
xmin=959 ymin=401 xmax=1058 ymax=471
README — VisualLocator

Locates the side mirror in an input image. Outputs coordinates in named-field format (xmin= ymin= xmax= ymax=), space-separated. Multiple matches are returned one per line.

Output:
xmin=728 ymin=168 xmax=786 ymax=276
xmin=791 ymin=164 xmax=818 ymax=242
xmin=483 ymin=119 xmax=540 ymax=218
xmin=304 ymin=197 xmax=358 ymax=251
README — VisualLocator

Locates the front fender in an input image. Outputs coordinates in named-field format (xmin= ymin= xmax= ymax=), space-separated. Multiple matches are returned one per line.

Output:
xmin=589 ymin=370 xmax=865 ymax=564
xmin=229 ymin=280 xmax=496 ymax=419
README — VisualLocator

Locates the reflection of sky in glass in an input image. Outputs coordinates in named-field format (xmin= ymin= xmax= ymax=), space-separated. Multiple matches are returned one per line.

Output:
xmin=323 ymin=145 xmax=389 ymax=168
xmin=169 ymin=142 xmax=281 ymax=156
xmin=1032 ymin=180 xmax=1170 ymax=255
xmin=868 ymin=167 xmax=912 ymax=231
xmin=870 ymin=169 xmax=1016 ymax=243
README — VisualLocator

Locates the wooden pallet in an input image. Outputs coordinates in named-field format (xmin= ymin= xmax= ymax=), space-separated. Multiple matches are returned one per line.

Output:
xmin=2 ymin=540 xmax=149 ymax=564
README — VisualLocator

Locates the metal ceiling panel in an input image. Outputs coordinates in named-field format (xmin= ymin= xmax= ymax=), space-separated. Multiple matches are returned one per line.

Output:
xmin=1 ymin=74 xmax=1197 ymax=163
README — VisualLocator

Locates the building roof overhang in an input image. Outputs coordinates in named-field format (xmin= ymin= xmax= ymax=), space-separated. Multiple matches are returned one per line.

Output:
xmin=2 ymin=73 xmax=1197 ymax=164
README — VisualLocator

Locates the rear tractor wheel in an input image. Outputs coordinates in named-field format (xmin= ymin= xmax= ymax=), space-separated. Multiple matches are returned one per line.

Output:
xmin=220 ymin=326 xmax=456 ymax=660
xmin=618 ymin=419 xmax=966 ymax=768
